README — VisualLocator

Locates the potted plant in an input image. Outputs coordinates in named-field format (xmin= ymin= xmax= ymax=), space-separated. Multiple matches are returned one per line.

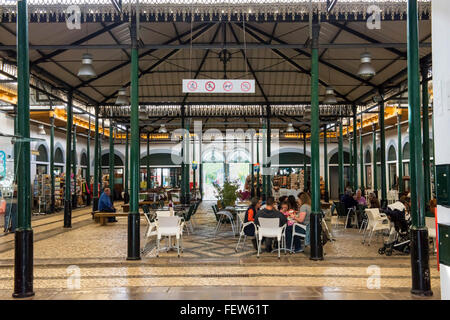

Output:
xmin=213 ymin=179 xmax=240 ymax=208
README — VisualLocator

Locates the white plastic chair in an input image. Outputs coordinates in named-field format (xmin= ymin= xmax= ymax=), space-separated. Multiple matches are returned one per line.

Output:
xmin=290 ymin=223 xmax=306 ymax=252
xmin=156 ymin=216 xmax=183 ymax=257
xmin=235 ymin=212 xmax=257 ymax=252
xmin=362 ymin=208 xmax=390 ymax=245
xmin=143 ymin=212 xmax=157 ymax=238
xmin=156 ymin=210 xmax=172 ymax=218
xmin=256 ymin=218 xmax=286 ymax=259
xmin=425 ymin=217 xmax=437 ymax=254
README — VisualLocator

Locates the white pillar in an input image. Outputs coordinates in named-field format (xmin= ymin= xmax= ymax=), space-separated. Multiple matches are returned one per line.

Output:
xmin=432 ymin=0 xmax=450 ymax=300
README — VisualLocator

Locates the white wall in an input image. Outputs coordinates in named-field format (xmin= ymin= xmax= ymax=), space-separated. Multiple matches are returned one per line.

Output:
xmin=433 ymin=0 xmax=450 ymax=300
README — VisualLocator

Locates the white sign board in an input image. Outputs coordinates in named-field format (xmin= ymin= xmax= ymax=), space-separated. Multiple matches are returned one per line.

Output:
xmin=182 ymin=79 xmax=255 ymax=94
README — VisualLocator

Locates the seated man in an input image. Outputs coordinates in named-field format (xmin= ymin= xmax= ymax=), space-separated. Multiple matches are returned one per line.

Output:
xmin=254 ymin=196 xmax=287 ymax=252
xmin=98 ymin=188 xmax=118 ymax=223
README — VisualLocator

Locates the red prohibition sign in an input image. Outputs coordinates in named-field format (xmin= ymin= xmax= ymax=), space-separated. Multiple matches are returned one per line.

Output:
xmin=223 ymin=81 xmax=233 ymax=92
xmin=241 ymin=81 xmax=251 ymax=92
xmin=187 ymin=81 xmax=198 ymax=92
xmin=205 ymin=81 xmax=216 ymax=92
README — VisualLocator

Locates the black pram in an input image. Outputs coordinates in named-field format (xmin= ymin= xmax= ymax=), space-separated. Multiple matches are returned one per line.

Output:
xmin=378 ymin=206 xmax=411 ymax=256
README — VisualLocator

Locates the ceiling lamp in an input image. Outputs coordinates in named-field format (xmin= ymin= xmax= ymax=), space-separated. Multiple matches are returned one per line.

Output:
xmin=323 ymin=87 xmax=337 ymax=104
xmin=38 ymin=124 xmax=46 ymax=135
xmin=357 ymin=52 xmax=376 ymax=79
xmin=115 ymin=88 xmax=128 ymax=105
xmin=77 ymin=53 xmax=97 ymax=80
xmin=158 ymin=124 xmax=168 ymax=133
xmin=286 ymin=123 xmax=295 ymax=133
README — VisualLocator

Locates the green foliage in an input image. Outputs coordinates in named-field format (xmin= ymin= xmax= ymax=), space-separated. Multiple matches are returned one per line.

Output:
xmin=212 ymin=179 xmax=240 ymax=207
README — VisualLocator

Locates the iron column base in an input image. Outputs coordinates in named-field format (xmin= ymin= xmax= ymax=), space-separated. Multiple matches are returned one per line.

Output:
xmin=309 ymin=213 xmax=324 ymax=261
xmin=410 ymin=227 xmax=433 ymax=296
xmin=127 ymin=213 xmax=141 ymax=260
xmin=381 ymin=199 xmax=388 ymax=209
xmin=64 ymin=200 xmax=72 ymax=228
xmin=86 ymin=194 xmax=91 ymax=206
xmin=324 ymin=191 xmax=329 ymax=203
xmin=13 ymin=229 xmax=34 ymax=298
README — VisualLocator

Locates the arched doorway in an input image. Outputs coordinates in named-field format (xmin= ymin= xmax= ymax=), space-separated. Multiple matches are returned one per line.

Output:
xmin=101 ymin=153 xmax=124 ymax=198
xmin=202 ymin=148 xmax=226 ymax=200
xmin=35 ymin=144 xmax=49 ymax=175
xmin=54 ymin=147 xmax=64 ymax=175
xmin=329 ymin=150 xmax=350 ymax=199
xmin=140 ymin=152 xmax=182 ymax=190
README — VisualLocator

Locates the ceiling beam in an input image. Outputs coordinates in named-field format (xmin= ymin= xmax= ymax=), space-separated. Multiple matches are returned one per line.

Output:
xmin=74 ymin=23 xmax=210 ymax=90
xmin=30 ymin=22 xmax=123 ymax=66
xmin=241 ymin=22 xmax=378 ymax=89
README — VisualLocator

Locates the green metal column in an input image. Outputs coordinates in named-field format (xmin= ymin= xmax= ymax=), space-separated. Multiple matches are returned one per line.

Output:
xmin=397 ymin=113 xmax=404 ymax=194
xmin=251 ymin=133 xmax=255 ymax=198
xmin=256 ymin=132 xmax=260 ymax=197
xmin=348 ymin=126 xmax=352 ymax=190
xmin=72 ymin=125 xmax=77 ymax=209
xmin=184 ymin=119 xmax=191 ymax=204
xmin=192 ymin=134 xmax=196 ymax=197
xmin=303 ymin=133 xmax=307 ymax=192
xmin=266 ymin=106 xmax=272 ymax=197
xmin=50 ymin=115 xmax=55 ymax=213
xmin=359 ymin=116 xmax=364 ymax=193
xmin=353 ymin=107 xmax=358 ymax=191
xmin=338 ymin=121 xmax=344 ymax=196
xmin=127 ymin=18 xmax=140 ymax=260
xmin=421 ymin=67 xmax=431 ymax=215
xmin=372 ymin=124 xmax=378 ymax=196
xmin=124 ymin=126 xmax=129 ymax=204
xmin=146 ymin=132 xmax=150 ymax=190
xmin=109 ymin=124 xmax=114 ymax=202
xmin=262 ymin=119 xmax=267 ymax=199
xmin=64 ymin=91 xmax=73 ymax=228
xmin=199 ymin=132 xmax=203 ymax=200
xmin=13 ymin=0 xmax=34 ymax=298
xmin=93 ymin=106 xmax=99 ymax=211
xmin=323 ymin=126 xmax=329 ymax=202
xmin=407 ymin=0 xmax=432 ymax=296
xmin=309 ymin=18 xmax=323 ymax=260
xmin=86 ymin=116 xmax=91 ymax=206
xmin=379 ymin=97 xmax=387 ymax=207
xmin=99 ymin=119 xmax=104 ymax=192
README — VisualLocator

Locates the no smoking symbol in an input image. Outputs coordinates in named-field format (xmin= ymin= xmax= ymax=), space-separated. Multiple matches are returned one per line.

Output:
xmin=241 ymin=81 xmax=251 ymax=92
xmin=223 ymin=81 xmax=233 ymax=92
xmin=187 ymin=81 xmax=198 ymax=92
xmin=205 ymin=81 xmax=215 ymax=92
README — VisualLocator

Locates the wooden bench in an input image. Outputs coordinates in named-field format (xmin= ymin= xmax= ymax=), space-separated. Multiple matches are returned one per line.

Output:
xmin=94 ymin=212 xmax=146 ymax=226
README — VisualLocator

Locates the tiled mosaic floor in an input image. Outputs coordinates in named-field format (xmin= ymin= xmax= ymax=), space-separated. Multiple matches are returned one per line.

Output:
xmin=0 ymin=201 xmax=441 ymax=299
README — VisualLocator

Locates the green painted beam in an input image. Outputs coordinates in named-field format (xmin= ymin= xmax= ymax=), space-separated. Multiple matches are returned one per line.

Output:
xmin=407 ymin=0 xmax=432 ymax=296
xmin=127 ymin=23 xmax=140 ymax=260
xmin=397 ymin=114 xmax=404 ymax=194
xmin=13 ymin=0 xmax=34 ymax=298
xmin=338 ymin=121 xmax=344 ymax=196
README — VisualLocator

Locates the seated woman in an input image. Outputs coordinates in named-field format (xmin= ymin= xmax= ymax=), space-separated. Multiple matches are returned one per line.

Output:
xmin=354 ymin=189 xmax=367 ymax=206
xmin=244 ymin=197 xmax=262 ymax=250
xmin=285 ymin=192 xmax=311 ymax=253
xmin=368 ymin=192 xmax=381 ymax=209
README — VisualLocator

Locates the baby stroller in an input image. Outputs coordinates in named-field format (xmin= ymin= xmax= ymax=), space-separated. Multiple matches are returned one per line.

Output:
xmin=378 ymin=207 xmax=411 ymax=256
